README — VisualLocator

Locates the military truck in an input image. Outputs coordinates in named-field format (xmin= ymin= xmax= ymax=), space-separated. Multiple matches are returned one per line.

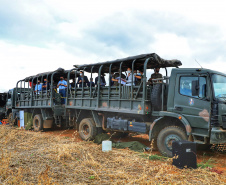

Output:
xmin=12 ymin=68 xmax=79 ymax=130
xmin=13 ymin=53 xmax=226 ymax=157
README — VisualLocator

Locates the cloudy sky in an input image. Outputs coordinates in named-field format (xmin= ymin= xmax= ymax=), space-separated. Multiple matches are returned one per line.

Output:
xmin=0 ymin=0 xmax=226 ymax=91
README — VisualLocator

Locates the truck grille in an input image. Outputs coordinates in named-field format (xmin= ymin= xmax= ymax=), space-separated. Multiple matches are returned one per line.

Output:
xmin=211 ymin=103 xmax=219 ymax=127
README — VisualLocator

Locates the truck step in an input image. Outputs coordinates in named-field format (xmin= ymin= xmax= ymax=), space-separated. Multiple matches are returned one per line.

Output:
xmin=192 ymin=133 xmax=209 ymax=144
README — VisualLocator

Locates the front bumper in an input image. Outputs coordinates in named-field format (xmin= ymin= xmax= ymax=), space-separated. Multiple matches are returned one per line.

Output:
xmin=210 ymin=127 xmax=226 ymax=144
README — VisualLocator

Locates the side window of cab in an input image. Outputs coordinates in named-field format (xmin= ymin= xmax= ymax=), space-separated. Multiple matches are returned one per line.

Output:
xmin=180 ymin=76 xmax=207 ymax=98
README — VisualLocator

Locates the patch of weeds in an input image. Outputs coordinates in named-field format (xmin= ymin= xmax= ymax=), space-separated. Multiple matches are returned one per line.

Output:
xmin=139 ymin=153 xmax=167 ymax=161
xmin=139 ymin=153 xmax=149 ymax=159
xmin=149 ymin=154 xmax=166 ymax=161
xmin=198 ymin=159 xmax=215 ymax=169
xmin=88 ymin=176 xmax=95 ymax=180
xmin=202 ymin=152 xmax=215 ymax=157
xmin=64 ymin=137 xmax=70 ymax=139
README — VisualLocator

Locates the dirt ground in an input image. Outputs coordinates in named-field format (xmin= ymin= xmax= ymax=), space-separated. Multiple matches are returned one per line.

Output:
xmin=47 ymin=128 xmax=226 ymax=173
xmin=0 ymin=125 xmax=225 ymax=184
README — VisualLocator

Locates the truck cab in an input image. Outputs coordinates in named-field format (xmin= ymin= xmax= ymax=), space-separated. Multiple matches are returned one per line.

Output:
xmin=150 ymin=68 xmax=226 ymax=156
xmin=168 ymin=68 xmax=226 ymax=143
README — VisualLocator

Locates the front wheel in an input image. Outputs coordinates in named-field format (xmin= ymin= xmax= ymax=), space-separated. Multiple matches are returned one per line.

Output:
xmin=157 ymin=126 xmax=187 ymax=157
xmin=79 ymin=118 xmax=97 ymax=141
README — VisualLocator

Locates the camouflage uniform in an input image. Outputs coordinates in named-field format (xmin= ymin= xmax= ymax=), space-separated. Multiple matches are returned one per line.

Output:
xmin=151 ymin=73 xmax=162 ymax=79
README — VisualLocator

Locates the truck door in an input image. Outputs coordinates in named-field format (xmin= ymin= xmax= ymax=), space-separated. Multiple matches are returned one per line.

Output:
xmin=173 ymin=74 xmax=211 ymax=137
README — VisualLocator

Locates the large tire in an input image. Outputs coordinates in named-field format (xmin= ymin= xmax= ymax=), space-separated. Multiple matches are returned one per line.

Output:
xmin=79 ymin=118 xmax=97 ymax=141
xmin=151 ymin=84 xmax=166 ymax=111
xmin=33 ymin=114 xmax=43 ymax=132
xmin=157 ymin=126 xmax=187 ymax=157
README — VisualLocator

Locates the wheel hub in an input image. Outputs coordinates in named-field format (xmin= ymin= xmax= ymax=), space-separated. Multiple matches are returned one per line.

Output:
xmin=82 ymin=124 xmax=90 ymax=135
xmin=164 ymin=134 xmax=181 ymax=151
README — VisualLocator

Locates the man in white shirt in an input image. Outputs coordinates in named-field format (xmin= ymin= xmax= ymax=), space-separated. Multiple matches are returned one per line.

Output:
xmin=124 ymin=67 xmax=135 ymax=86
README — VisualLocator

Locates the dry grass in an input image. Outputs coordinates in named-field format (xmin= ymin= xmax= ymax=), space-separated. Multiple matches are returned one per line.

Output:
xmin=0 ymin=125 xmax=225 ymax=185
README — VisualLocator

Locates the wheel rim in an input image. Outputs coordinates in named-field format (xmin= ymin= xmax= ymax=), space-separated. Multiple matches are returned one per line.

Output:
xmin=82 ymin=124 xmax=90 ymax=136
xmin=164 ymin=134 xmax=181 ymax=151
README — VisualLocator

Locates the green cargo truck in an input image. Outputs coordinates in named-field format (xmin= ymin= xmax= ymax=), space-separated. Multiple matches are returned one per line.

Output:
xmin=13 ymin=53 xmax=226 ymax=157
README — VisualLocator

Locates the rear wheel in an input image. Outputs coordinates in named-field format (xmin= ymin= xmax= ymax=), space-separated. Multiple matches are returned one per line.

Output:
xmin=157 ymin=126 xmax=187 ymax=157
xmin=79 ymin=118 xmax=97 ymax=141
xmin=33 ymin=114 xmax=43 ymax=131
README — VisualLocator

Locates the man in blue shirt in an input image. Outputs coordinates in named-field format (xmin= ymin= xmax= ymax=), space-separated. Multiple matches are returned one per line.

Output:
xmin=42 ymin=78 xmax=50 ymax=92
xmin=34 ymin=80 xmax=42 ymax=94
xmin=57 ymin=77 xmax=67 ymax=104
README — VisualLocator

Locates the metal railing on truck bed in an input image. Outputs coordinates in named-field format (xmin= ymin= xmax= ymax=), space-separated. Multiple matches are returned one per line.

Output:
xmin=66 ymin=53 xmax=181 ymax=115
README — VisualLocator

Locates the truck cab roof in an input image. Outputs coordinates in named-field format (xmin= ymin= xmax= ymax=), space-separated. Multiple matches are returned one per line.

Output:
xmin=172 ymin=68 xmax=226 ymax=76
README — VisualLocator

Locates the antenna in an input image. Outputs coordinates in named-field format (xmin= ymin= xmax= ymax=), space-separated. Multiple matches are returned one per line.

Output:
xmin=195 ymin=59 xmax=203 ymax=68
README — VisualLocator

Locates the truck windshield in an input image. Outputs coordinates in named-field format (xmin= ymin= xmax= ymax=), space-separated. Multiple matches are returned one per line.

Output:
xmin=212 ymin=74 xmax=226 ymax=99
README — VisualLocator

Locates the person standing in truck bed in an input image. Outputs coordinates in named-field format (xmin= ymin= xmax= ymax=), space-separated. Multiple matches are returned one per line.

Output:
xmin=148 ymin=68 xmax=162 ymax=84
xmin=57 ymin=77 xmax=67 ymax=105
xmin=124 ymin=67 xmax=135 ymax=86
xmin=77 ymin=71 xmax=89 ymax=87
xmin=111 ymin=71 xmax=126 ymax=86
xmin=135 ymin=70 xmax=144 ymax=85
xmin=34 ymin=80 xmax=42 ymax=94
xmin=42 ymin=79 xmax=50 ymax=92
xmin=95 ymin=73 xmax=106 ymax=87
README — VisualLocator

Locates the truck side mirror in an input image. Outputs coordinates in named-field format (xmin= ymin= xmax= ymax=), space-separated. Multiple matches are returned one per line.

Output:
xmin=192 ymin=80 xmax=199 ymax=96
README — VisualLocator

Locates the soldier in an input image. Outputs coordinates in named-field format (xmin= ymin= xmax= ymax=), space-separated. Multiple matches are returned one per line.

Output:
xmin=148 ymin=68 xmax=162 ymax=84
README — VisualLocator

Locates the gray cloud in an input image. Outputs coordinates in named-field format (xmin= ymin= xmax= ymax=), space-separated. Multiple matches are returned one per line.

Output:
xmin=0 ymin=1 xmax=225 ymax=66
